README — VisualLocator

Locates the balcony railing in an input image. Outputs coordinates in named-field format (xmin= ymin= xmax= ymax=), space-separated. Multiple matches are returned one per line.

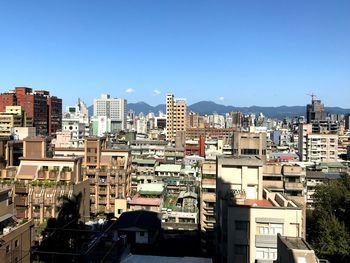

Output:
xmin=15 ymin=185 xmax=29 ymax=194
xmin=98 ymin=198 xmax=107 ymax=204
xmin=49 ymin=171 xmax=59 ymax=179
xmin=255 ymin=235 xmax=277 ymax=247
xmin=14 ymin=196 xmax=29 ymax=206
xmin=32 ymin=212 xmax=41 ymax=218
xmin=16 ymin=209 xmax=27 ymax=218
xmin=284 ymin=182 xmax=304 ymax=190
xmin=60 ymin=171 xmax=72 ymax=180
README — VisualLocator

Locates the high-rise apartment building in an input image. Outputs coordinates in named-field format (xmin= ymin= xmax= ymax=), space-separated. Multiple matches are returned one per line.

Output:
xmin=93 ymin=94 xmax=127 ymax=132
xmin=216 ymin=156 xmax=303 ymax=263
xmin=345 ymin=113 xmax=350 ymax=130
xmin=0 ymin=87 xmax=62 ymax=136
xmin=306 ymin=97 xmax=326 ymax=123
xmin=166 ymin=93 xmax=186 ymax=141
xmin=298 ymin=123 xmax=338 ymax=162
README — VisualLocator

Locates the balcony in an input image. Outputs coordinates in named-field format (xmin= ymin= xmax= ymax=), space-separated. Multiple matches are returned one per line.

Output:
xmin=33 ymin=197 xmax=44 ymax=204
xmin=98 ymin=179 xmax=108 ymax=185
xmin=204 ymin=223 xmax=215 ymax=230
xmin=3 ymin=169 xmax=16 ymax=178
xmin=32 ymin=211 xmax=41 ymax=218
xmin=98 ymin=198 xmax=107 ymax=204
xmin=37 ymin=170 xmax=47 ymax=179
xmin=60 ymin=171 xmax=72 ymax=180
xmin=49 ymin=170 xmax=59 ymax=179
xmin=284 ymin=182 xmax=304 ymax=190
xmin=98 ymin=188 xmax=107 ymax=195
xmin=16 ymin=209 xmax=28 ymax=218
xmin=255 ymin=235 xmax=277 ymax=248
xmin=14 ymin=196 xmax=29 ymax=206
xmin=204 ymin=207 xmax=214 ymax=216
xmin=263 ymin=180 xmax=284 ymax=190
xmin=44 ymin=198 xmax=54 ymax=206
xmin=15 ymin=185 xmax=29 ymax=194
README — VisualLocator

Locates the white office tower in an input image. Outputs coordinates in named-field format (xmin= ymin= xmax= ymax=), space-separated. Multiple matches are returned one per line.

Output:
xmin=93 ymin=94 xmax=127 ymax=133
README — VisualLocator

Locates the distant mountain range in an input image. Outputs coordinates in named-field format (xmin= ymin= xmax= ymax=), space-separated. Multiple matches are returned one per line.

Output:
xmin=88 ymin=101 xmax=350 ymax=119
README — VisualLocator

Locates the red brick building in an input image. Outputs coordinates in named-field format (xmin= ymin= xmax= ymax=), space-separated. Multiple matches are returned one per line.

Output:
xmin=0 ymin=87 xmax=62 ymax=136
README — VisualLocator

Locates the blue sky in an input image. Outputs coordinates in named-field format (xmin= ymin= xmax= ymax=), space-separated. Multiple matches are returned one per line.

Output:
xmin=0 ymin=0 xmax=349 ymax=108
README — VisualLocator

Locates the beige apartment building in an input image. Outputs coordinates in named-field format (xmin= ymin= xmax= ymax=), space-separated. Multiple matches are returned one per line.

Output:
xmin=0 ymin=137 xmax=90 ymax=226
xmin=166 ymin=93 xmax=187 ymax=142
xmin=200 ymin=160 xmax=217 ymax=256
xmin=216 ymin=156 xmax=303 ymax=263
xmin=298 ymin=123 xmax=338 ymax=162
xmin=55 ymin=137 xmax=132 ymax=216
xmin=0 ymin=106 xmax=32 ymax=137
xmin=0 ymin=188 xmax=34 ymax=263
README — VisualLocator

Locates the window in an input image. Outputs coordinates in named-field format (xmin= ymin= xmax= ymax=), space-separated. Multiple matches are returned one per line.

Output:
xmin=241 ymin=149 xmax=259 ymax=155
xmin=257 ymin=223 xmax=283 ymax=235
xmin=15 ymin=240 xmax=19 ymax=247
xmin=139 ymin=231 xmax=145 ymax=237
xmin=256 ymin=247 xmax=277 ymax=260
xmin=118 ymin=209 xmax=123 ymax=214
xmin=6 ymin=245 xmax=10 ymax=253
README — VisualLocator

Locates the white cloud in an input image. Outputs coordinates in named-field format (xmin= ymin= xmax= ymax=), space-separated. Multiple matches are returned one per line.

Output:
xmin=219 ymin=96 xmax=224 ymax=101
xmin=125 ymin=88 xmax=135 ymax=93
xmin=153 ymin=89 xmax=161 ymax=96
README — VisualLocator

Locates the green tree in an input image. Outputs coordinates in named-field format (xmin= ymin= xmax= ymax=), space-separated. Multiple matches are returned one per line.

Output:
xmin=313 ymin=214 xmax=350 ymax=262
xmin=307 ymin=173 xmax=350 ymax=262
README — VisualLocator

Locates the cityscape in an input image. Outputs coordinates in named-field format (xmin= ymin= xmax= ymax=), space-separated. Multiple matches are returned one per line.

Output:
xmin=1 ymin=1 xmax=350 ymax=263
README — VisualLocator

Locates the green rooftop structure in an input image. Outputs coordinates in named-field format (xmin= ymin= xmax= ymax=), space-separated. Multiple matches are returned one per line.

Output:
xmin=155 ymin=164 xmax=182 ymax=176
xmin=139 ymin=183 xmax=165 ymax=195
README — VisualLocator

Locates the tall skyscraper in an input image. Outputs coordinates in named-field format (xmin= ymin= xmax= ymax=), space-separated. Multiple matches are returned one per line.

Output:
xmin=306 ymin=96 xmax=326 ymax=123
xmin=166 ymin=93 xmax=186 ymax=141
xmin=93 ymin=94 xmax=127 ymax=132
xmin=0 ymin=87 xmax=62 ymax=136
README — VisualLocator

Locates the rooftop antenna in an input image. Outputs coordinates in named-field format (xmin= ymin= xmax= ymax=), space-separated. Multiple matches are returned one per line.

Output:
xmin=307 ymin=93 xmax=317 ymax=102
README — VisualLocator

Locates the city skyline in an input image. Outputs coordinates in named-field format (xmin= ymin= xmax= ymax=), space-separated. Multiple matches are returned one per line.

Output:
xmin=0 ymin=1 xmax=349 ymax=108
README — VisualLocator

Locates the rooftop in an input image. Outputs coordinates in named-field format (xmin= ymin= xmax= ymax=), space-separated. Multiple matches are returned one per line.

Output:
xmin=279 ymin=234 xmax=313 ymax=250
xmin=133 ymin=159 xmax=158 ymax=165
xmin=128 ymin=196 xmax=161 ymax=206
xmin=218 ymin=155 xmax=263 ymax=166
xmin=241 ymin=199 xmax=274 ymax=207
xmin=139 ymin=183 xmax=165 ymax=195
xmin=155 ymin=164 xmax=182 ymax=173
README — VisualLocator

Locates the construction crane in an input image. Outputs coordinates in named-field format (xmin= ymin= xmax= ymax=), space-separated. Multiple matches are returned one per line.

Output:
xmin=307 ymin=93 xmax=317 ymax=101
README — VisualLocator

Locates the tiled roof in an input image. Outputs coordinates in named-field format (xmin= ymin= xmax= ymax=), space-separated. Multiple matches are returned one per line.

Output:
xmin=243 ymin=199 xmax=273 ymax=207
xmin=129 ymin=197 xmax=161 ymax=206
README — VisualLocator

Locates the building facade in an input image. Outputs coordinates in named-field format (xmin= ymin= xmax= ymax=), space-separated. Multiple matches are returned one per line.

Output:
xmin=0 ymin=87 xmax=62 ymax=136
xmin=93 ymin=94 xmax=127 ymax=132
xmin=166 ymin=93 xmax=187 ymax=141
